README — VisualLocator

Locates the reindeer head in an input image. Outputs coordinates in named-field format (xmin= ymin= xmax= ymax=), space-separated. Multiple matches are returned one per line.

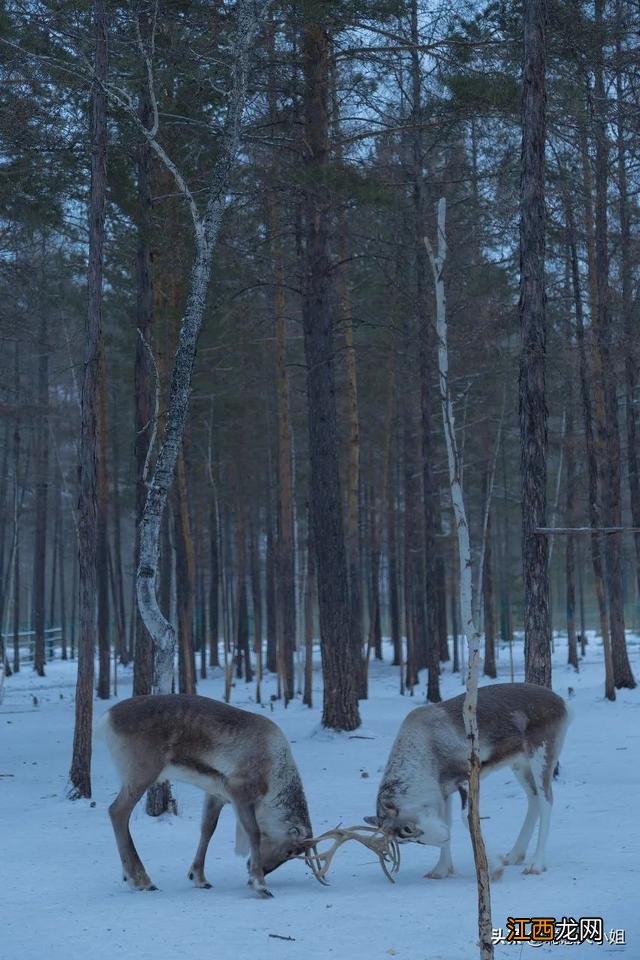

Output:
xmin=258 ymin=823 xmax=314 ymax=876
xmin=243 ymin=770 xmax=314 ymax=876
xmin=365 ymin=779 xmax=449 ymax=847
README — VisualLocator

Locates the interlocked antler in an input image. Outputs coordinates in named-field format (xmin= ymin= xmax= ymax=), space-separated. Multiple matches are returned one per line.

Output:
xmin=301 ymin=824 xmax=401 ymax=885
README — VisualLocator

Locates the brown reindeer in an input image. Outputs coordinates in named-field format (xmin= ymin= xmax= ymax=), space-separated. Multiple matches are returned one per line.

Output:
xmin=98 ymin=694 xmax=315 ymax=897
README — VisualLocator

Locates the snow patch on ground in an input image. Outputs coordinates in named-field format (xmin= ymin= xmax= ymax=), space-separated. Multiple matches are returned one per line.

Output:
xmin=1 ymin=633 xmax=638 ymax=959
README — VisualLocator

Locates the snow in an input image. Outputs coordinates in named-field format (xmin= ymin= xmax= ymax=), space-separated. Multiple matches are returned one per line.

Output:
xmin=1 ymin=635 xmax=638 ymax=960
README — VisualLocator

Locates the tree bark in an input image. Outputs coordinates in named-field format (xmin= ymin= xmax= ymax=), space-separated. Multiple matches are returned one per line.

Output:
xmin=482 ymin=501 xmax=497 ymax=678
xmin=410 ymin=0 xmax=441 ymax=703
xmin=301 ymin=12 xmax=359 ymax=731
xmin=32 ymin=310 xmax=49 ymax=678
xmin=265 ymin=493 xmax=277 ymax=674
xmin=110 ymin=419 xmax=127 ymax=664
xmin=133 ymin=17 xmax=155 ymax=695
xmin=96 ymin=346 xmax=110 ymax=699
xmin=519 ymin=0 xmax=551 ymax=687
xmin=303 ymin=513 xmax=315 ymax=708
xmin=69 ymin=0 xmax=107 ymax=799
xmin=209 ymin=497 xmax=220 ymax=668
xmin=174 ymin=449 xmax=196 ymax=695
xmin=563 ymin=193 xmax=614 ymax=698
xmin=387 ymin=476 xmax=401 ymax=668
xmin=615 ymin=1 xmax=640 ymax=617
xmin=591 ymin=0 xmax=635 ymax=689
xmin=403 ymin=389 xmax=427 ymax=689
xmin=428 ymin=198 xmax=494 ymax=960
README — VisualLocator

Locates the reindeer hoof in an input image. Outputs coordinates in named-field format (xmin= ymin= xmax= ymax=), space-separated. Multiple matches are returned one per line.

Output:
xmin=424 ymin=867 xmax=454 ymax=879
xmin=490 ymin=865 xmax=504 ymax=881
xmin=256 ymin=886 xmax=274 ymax=899
xmin=123 ymin=872 xmax=158 ymax=891
xmin=502 ymin=852 xmax=525 ymax=866
xmin=188 ymin=870 xmax=212 ymax=889
xmin=523 ymin=864 xmax=545 ymax=876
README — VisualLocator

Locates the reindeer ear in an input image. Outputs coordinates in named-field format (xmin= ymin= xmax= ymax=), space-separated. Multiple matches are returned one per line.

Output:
xmin=364 ymin=815 xmax=381 ymax=826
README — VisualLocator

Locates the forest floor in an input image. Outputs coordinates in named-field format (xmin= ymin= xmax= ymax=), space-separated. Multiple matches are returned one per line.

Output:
xmin=1 ymin=634 xmax=639 ymax=960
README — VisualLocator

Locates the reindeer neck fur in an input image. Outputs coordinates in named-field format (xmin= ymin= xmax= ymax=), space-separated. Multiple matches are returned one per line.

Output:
xmin=379 ymin=711 xmax=447 ymax=812
xmin=255 ymin=733 xmax=312 ymax=841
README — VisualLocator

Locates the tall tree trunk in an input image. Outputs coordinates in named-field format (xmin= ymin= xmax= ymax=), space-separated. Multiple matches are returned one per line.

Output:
xmin=234 ymin=503 xmax=252 ymax=684
xmin=592 ymin=0 xmax=635 ymax=689
xmin=451 ymin=554 xmax=460 ymax=674
xmin=499 ymin=442 xmax=513 ymax=646
xmin=70 ymin=548 xmax=77 ymax=660
xmin=136 ymin=0 xmax=265 ymax=699
xmin=265 ymin=492 xmax=277 ymax=674
xmin=273 ymin=236 xmax=295 ymax=700
xmin=96 ymin=347 xmax=110 ymax=699
xmin=174 ymin=449 xmax=196 ymax=695
xmin=519 ymin=0 xmax=551 ymax=687
xmin=265 ymin=18 xmax=295 ymax=703
xmin=329 ymin=54 xmax=365 ymax=695
xmin=33 ymin=310 xmax=49 ymax=677
xmin=303 ymin=512 xmax=315 ymax=707
xmin=429 ymin=197 xmax=493 ymax=960
xmin=110 ymin=412 xmax=127 ymax=664
xmin=301 ymin=12 xmax=359 ymax=731
xmin=209 ymin=497 xmax=220 ymax=668
xmin=564 ymin=194 xmax=614 ymax=697
xmin=410 ymin=0 xmax=440 ymax=703
xmin=482 ymin=492 xmax=497 ymax=678
xmin=69 ymin=0 xmax=107 ymax=798
xmin=250 ymin=522 xmax=263 ymax=704
xmin=615 ymin=3 xmax=640 ymax=612
xmin=368 ymin=484 xmax=383 ymax=662
xmin=12 ymin=350 xmax=21 ymax=673
xmin=565 ymin=390 xmax=579 ymax=671
xmin=48 ymin=483 xmax=60 ymax=629
xmin=133 ymin=19 xmax=155 ymax=695
xmin=387 ymin=476 xmax=401 ymax=668
xmin=403 ymin=390 xmax=426 ymax=690
xmin=59 ymin=498 xmax=67 ymax=661
xmin=436 ymin=556 xmax=449 ymax=662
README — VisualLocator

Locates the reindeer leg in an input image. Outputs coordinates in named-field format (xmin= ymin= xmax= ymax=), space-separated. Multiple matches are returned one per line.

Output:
xmin=188 ymin=794 xmax=225 ymax=889
xmin=425 ymin=794 xmax=454 ymax=879
xmin=109 ymin=774 xmax=160 ymax=891
xmin=233 ymin=799 xmax=273 ymax=899
xmin=523 ymin=743 xmax=555 ymax=875
xmin=503 ymin=760 xmax=539 ymax=866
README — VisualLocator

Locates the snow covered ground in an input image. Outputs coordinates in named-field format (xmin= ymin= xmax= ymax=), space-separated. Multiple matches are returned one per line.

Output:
xmin=1 ymin=634 xmax=639 ymax=960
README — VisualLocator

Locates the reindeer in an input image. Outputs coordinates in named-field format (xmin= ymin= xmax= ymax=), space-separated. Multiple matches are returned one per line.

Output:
xmin=364 ymin=683 xmax=569 ymax=879
xmin=98 ymin=694 xmax=320 ymax=897
xmin=99 ymin=693 xmax=401 ymax=896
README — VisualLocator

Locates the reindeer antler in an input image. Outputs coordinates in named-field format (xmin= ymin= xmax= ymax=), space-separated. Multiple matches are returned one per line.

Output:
xmin=300 ymin=824 xmax=401 ymax=885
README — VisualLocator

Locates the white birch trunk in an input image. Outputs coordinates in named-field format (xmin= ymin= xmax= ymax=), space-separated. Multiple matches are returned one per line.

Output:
xmin=426 ymin=198 xmax=494 ymax=960
xmin=135 ymin=0 xmax=269 ymax=695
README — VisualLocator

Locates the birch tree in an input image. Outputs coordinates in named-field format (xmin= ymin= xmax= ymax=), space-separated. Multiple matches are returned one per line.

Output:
xmin=426 ymin=198 xmax=493 ymax=960
xmin=127 ymin=0 xmax=268 ymax=693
